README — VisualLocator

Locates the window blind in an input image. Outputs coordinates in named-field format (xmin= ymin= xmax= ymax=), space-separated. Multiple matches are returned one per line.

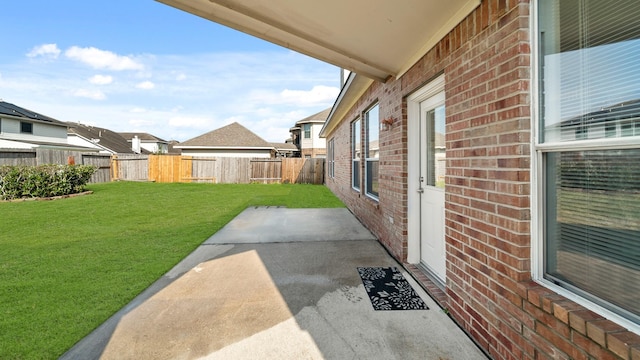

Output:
xmin=540 ymin=0 xmax=640 ymax=143
xmin=540 ymin=0 xmax=640 ymax=324
xmin=545 ymin=149 xmax=640 ymax=322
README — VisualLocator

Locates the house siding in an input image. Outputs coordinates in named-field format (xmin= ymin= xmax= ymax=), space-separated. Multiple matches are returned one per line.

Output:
xmin=180 ymin=149 xmax=272 ymax=158
xmin=0 ymin=118 xmax=68 ymax=144
xmin=324 ymin=1 xmax=639 ymax=360
xmin=300 ymin=123 xmax=327 ymax=158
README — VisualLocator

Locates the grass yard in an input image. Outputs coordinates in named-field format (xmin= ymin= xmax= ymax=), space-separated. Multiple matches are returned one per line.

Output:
xmin=0 ymin=181 xmax=344 ymax=359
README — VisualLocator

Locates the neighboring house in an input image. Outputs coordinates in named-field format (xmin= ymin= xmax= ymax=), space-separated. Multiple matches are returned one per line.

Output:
xmin=289 ymin=108 xmax=330 ymax=158
xmin=161 ymin=1 xmax=640 ymax=359
xmin=174 ymin=122 xmax=274 ymax=158
xmin=119 ymin=132 xmax=169 ymax=154
xmin=552 ymin=99 xmax=640 ymax=142
xmin=167 ymin=140 xmax=182 ymax=154
xmin=271 ymin=142 xmax=298 ymax=158
xmin=67 ymin=123 xmax=139 ymax=155
xmin=0 ymin=101 xmax=92 ymax=152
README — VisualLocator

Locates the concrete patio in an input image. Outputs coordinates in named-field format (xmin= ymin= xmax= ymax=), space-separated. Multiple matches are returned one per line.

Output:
xmin=61 ymin=207 xmax=488 ymax=360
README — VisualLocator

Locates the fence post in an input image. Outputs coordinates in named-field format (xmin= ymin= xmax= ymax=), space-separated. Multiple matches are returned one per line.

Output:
xmin=111 ymin=155 xmax=119 ymax=181
xmin=180 ymin=156 xmax=193 ymax=183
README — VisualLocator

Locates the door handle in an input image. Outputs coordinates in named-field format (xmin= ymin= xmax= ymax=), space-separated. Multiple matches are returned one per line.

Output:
xmin=417 ymin=188 xmax=424 ymax=193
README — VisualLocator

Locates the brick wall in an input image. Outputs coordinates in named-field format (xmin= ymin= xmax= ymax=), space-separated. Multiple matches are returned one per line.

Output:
xmin=301 ymin=148 xmax=326 ymax=158
xmin=324 ymin=0 xmax=640 ymax=359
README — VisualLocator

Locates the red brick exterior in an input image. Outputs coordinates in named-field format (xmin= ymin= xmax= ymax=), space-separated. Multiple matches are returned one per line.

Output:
xmin=301 ymin=148 xmax=326 ymax=158
xmin=324 ymin=1 xmax=639 ymax=359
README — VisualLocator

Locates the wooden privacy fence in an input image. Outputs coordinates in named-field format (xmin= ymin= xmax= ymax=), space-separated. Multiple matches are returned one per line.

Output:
xmin=145 ymin=155 xmax=324 ymax=184
xmin=0 ymin=150 xmax=325 ymax=185
xmin=0 ymin=149 xmax=111 ymax=183
xmin=111 ymin=154 xmax=148 ymax=182
xmin=81 ymin=154 xmax=112 ymax=183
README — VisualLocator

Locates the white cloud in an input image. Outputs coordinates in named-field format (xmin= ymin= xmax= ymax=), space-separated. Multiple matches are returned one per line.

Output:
xmin=249 ymin=85 xmax=339 ymax=107
xmin=168 ymin=116 xmax=214 ymax=129
xmin=175 ymin=73 xmax=186 ymax=81
xmin=2 ymin=49 xmax=339 ymax=142
xmin=128 ymin=118 xmax=155 ymax=128
xmin=65 ymin=46 xmax=144 ymax=71
xmin=136 ymin=81 xmax=155 ymax=90
xmin=27 ymin=44 xmax=61 ymax=59
xmin=280 ymin=85 xmax=339 ymax=105
xmin=89 ymin=75 xmax=113 ymax=85
xmin=73 ymin=89 xmax=106 ymax=100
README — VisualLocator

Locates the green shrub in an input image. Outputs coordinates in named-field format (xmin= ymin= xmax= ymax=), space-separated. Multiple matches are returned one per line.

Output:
xmin=0 ymin=164 xmax=97 ymax=200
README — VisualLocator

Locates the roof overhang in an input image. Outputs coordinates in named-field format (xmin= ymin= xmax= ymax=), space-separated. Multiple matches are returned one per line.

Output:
xmin=174 ymin=145 xmax=275 ymax=150
xmin=0 ymin=138 xmax=99 ymax=152
xmin=156 ymin=0 xmax=481 ymax=82
xmin=296 ymin=119 xmax=327 ymax=126
xmin=67 ymin=133 xmax=117 ymax=154
xmin=320 ymin=72 xmax=374 ymax=138
xmin=0 ymin=113 xmax=68 ymax=128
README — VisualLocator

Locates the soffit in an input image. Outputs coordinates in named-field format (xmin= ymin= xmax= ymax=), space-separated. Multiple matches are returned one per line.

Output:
xmin=320 ymin=73 xmax=373 ymax=138
xmin=157 ymin=0 xmax=481 ymax=82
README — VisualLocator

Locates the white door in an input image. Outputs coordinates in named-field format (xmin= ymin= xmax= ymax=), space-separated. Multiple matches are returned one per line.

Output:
xmin=418 ymin=92 xmax=446 ymax=285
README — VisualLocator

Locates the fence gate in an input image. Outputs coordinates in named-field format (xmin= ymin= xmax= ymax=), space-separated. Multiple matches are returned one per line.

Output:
xmin=112 ymin=155 xmax=149 ymax=181
xmin=281 ymin=158 xmax=325 ymax=184
xmin=250 ymin=159 xmax=282 ymax=183
xmin=148 ymin=155 xmax=186 ymax=183
xmin=81 ymin=154 xmax=112 ymax=183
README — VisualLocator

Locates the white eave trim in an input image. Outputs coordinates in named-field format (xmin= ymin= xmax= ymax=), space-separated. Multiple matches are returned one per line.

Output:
xmin=320 ymin=73 xmax=374 ymax=138
xmin=68 ymin=133 xmax=115 ymax=154
xmin=156 ymin=0 xmax=393 ymax=82
xmin=174 ymin=145 xmax=275 ymax=150
xmin=396 ymin=0 xmax=481 ymax=78
xmin=0 ymin=114 xmax=68 ymax=128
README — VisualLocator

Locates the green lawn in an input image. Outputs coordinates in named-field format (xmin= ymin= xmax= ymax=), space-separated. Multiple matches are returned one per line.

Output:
xmin=0 ymin=181 xmax=344 ymax=359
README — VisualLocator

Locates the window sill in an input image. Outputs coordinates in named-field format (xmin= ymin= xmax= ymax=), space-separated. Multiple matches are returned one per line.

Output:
xmin=529 ymin=279 xmax=640 ymax=338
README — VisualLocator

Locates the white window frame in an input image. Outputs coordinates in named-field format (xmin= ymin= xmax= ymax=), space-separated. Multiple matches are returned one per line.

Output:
xmin=531 ymin=0 xmax=640 ymax=334
xmin=303 ymin=123 xmax=311 ymax=139
xmin=352 ymin=118 xmax=361 ymax=191
xmin=328 ymin=138 xmax=335 ymax=178
xmin=365 ymin=104 xmax=379 ymax=200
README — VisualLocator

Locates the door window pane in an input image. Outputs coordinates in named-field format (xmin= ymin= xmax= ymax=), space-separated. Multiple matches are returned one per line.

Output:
xmin=426 ymin=105 xmax=446 ymax=188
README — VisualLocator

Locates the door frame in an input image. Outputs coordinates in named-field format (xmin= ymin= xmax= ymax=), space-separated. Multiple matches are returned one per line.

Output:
xmin=407 ymin=74 xmax=445 ymax=265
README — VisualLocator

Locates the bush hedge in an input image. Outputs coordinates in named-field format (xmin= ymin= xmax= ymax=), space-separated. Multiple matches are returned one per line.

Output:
xmin=0 ymin=164 xmax=97 ymax=200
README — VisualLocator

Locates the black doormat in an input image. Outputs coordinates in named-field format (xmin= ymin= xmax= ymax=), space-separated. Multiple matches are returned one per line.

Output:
xmin=357 ymin=267 xmax=429 ymax=310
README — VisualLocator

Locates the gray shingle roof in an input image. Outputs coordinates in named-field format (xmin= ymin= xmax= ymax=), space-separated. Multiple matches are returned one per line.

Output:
xmin=119 ymin=132 xmax=168 ymax=143
xmin=295 ymin=108 xmax=331 ymax=125
xmin=68 ymin=123 xmax=136 ymax=154
xmin=271 ymin=142 xmax=298 ymax=151
xmin=177 ymin=122 xmax=272 ymax=148
xmin=0 ymin=101 xmax=67 ymax=126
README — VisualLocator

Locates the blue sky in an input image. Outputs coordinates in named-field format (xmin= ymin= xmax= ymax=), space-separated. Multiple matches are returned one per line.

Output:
xmin=0 ymin=0 xmax=340 ymax=142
